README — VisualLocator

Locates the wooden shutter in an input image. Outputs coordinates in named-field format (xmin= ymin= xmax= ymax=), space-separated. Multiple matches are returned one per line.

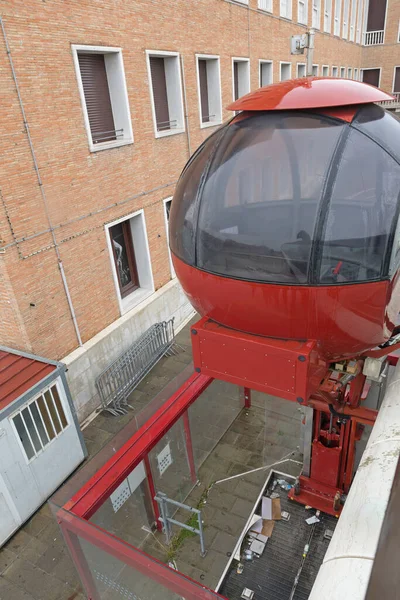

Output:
xmin=367 ymin=0 xmax=387 ymax=31
xmin=78 ymin=53 xmax=116 ymax=144
xmin=149 ymin=57 xmax=170 ymax=131
xmin=234 ymin=62 xmax=239 ymax=100
xmin=198 ymin=60 xmax=210 ymax=123
xmin=362 ymin=69 xmax=380 ymax=88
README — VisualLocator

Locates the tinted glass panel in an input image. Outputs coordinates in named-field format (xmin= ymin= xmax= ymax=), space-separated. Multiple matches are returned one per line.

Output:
xmin=13 ymin=413 xmax=35 ymax=460
xmin=196 ymin=113 xmax=344 ymax=283
xmin=319 ymin=129 xmax=400 ymax=283
xmin=169 ymin=128 xmax=224 ymax=264
xmin=22 ymin=407 xmax=42 ymax=453
xmin=30 ymin=402 xmax=49 ymax=446
xmin=354 ymin=104 xmax=400 ymax=164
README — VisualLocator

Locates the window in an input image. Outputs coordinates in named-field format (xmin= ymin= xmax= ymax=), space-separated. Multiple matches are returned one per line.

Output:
xmin=107 ymin=211 xmax=154 ymax=313
xmin=298 ymin=0 xmax=308 ymax=24
xmin=356 ymin=0 xmax=364 ymax=43
xmin=340 ymin=66 xmax=346 ymax=77
xmin=312 ymin=0 xmax=321 ymax=28
xmin=163 ymin=198 xmax=175 ymax=278
xmin=12 ymin=383 xmax=68 ymax=461
xmin=324 ymin=0 xmax=332 ymax=31
xmin=394 ymin=66 xmax=400 ymax=93
xmin=196 ymin=55 xmax=222 ymax=128
xmin=332 ymin=66 xmax=339 ymax=77
xmin=347 ymin=67 xmax=352 ymax=78
xmin=259 ymin=0 xmax=273 ymax=11
xmin=297 ymin=63 xmax=306 ymax=77
xmin=232 ymin=58 xmax=250 ymax=100
xmin=280 ymin=62 xmax=292 ymax=81
xmin=354 ymin=67 xmax=359 ymax=80
xmin=259 ymin=60 xmax=273 ymax=86
xmin=322 ymin=65 xmax=329 ymax=76
xmin=147 ymin=51 xmax=185 ymax=138
xmin=72 ymin=45 xmax=133 ymax=152
xmin=312 ymin=65 xmax=319 ymax=76
xmin=334 ymin=0 xmax=342 ymax=35
xmin=398 ymin=20 xmax=400 ymax=43
xmin=349 ymin=0 xmax=357 ymax=40
xmin=362 ymin=68 xmax=380 ymax=87
xmin=343 ymin=0 xmax=350 ymax=38
xmin=280 ymin=0 xmax=292 ymax=19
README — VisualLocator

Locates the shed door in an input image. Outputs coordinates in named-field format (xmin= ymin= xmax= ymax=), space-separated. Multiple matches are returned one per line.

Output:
xmin=362 ymin=69 xmax=380 ymax=87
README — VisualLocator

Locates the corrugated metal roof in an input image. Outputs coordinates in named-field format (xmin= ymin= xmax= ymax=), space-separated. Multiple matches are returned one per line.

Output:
xmin=0 ymin=350 xmax=56 ymax=411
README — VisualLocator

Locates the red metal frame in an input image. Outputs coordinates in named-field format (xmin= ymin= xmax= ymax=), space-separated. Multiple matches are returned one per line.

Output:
xmin=241 ymin=387 xmax=251 ymax=408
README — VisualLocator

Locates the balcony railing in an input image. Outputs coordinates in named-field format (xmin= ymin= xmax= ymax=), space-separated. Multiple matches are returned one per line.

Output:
xmin=378 ymin=92 xmax=400 ymax=110
xmin=363 ymin=30 xmax=384 ymax=46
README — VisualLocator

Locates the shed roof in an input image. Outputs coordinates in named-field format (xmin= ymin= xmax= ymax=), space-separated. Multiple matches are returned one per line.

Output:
xmin=0 ymin=348 xmax=57 ymax=412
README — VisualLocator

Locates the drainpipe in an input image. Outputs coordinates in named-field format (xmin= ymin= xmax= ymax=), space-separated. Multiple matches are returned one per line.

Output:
xmin=1 ymin=17 xmax=83 ymax=347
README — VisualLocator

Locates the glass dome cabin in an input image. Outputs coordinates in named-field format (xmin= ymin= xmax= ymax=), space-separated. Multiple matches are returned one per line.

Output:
xmin=169 ymin=78 xmax=400 ymax=360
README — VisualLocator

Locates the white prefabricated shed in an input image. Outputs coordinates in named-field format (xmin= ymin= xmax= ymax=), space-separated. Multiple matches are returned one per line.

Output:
xmin=0 ymin=346 xmax=87 ymax=547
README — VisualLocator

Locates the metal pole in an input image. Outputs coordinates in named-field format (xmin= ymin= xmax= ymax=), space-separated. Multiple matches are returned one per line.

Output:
xmin=144 ymin=456 xmax=162 ymax=531
xmin=306 ymin=28 xmax=315 ymax=76
xmin=156 ymin=493 xmax=171 ymax=544
xmin=241 ymin=387 xmax=251 ymax=409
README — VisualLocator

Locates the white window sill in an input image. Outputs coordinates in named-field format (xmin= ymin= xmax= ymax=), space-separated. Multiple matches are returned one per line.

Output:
xmin=121 ymin=287 xmax=154 ymax=316
xmin=200 ymin=119 xmax=222 ymax=130
xmin=155 ymin=127 xmax=185 ymax=139
xmin=89 ymin=138 xmax=134 ymax=153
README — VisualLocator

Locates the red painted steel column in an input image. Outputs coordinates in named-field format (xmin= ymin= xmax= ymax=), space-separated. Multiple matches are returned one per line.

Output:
xmin=241 ymin=387 xmax=251 ymax=408
xmin=144 ymin=455 xmax=162 ymax=532
xmin=183 ymin=410 xmax=197 ymax=483
xmin=58 ymin=516 xmax=100 ymax=600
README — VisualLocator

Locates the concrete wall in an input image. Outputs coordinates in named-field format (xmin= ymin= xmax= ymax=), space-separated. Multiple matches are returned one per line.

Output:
xmin=63 ymin=279 xmax=194 ymax=423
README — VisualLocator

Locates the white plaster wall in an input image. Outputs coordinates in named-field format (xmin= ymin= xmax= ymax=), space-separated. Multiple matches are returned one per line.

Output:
xmin=63 ymin=279 xmax=194 ymax=423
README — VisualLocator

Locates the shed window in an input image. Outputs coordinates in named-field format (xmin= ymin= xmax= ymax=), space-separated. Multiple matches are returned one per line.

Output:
xmin=12 ymin=384 xmax=68 ymax=461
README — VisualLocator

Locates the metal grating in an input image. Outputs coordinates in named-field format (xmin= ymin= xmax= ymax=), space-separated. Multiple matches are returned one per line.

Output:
xmin=219 ymin=477 xmax=337 ymax=600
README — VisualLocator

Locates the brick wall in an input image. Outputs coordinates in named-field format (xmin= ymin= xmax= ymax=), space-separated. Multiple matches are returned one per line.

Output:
xmin=0 ymin=0 xmax=398 ymax=362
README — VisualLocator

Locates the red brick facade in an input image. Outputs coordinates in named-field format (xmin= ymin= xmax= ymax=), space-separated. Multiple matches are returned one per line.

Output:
xmin=0 ymin=0 xmax=399 ymax=361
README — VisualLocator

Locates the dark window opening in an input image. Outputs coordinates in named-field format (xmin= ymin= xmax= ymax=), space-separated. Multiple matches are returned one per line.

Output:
xmin=110 ymin=222 xmax=140 ymax=298
xmin=362 ymin=69 xmax=380 ymax=87
xmin=78 ymin=53 xmax=117 ymax=144
xmin=233 ymin=62 xmax=239 ymax=100
xmin=198 ymin=60 xmax=210 ymax=123
xmin=149 ymin=57 xmax=172 ymax=132
xmin=366 ymin=0 xmax=387 ymax=31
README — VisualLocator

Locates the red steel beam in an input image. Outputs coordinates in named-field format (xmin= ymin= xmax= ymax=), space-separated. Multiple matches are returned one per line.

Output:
xmin=65 ymin=371 xmax=213 ymax=519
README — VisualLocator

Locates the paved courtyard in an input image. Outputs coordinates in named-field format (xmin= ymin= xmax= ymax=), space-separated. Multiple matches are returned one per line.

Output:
xmin=0 ymin=317 xmax=304 ymax=600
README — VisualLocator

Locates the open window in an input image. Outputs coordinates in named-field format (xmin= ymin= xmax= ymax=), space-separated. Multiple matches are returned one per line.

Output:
xmin=280 ymin=62 xmax=292 ymax=81
xmin=232 ymin=58 xmax=250 ymax=101
xmin=147 ymin=51 xmax=185 ymax=138
xmin=196 ymin=55 xmax=222 ymax=128
xmin=72 ymin=45 xmax=133 ymax=152
xmin=259 ymin=60 xmax=273 ymax=87
xmin=163 ymin=197 xmax=176 ymax=278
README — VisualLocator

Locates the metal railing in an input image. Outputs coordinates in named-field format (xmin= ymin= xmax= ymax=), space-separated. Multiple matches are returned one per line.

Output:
xmin=93 ymin=128 xmax=124 ymax=144
xmin=156 ymin=119 xmax=178 ymax=132
xmin=378 ymin=92 xmax=400 ymax=110
xmin=96 ymin=319 xmax=182 ymax=415
xmin=363 ymin=30 xmax=384 ymax=45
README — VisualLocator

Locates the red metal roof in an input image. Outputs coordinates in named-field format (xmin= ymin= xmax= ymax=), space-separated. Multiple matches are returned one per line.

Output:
xmin=0 ymin=350 xmax=56 ymax=411
xmin=227 ymin=77 xmax=393 ymax=112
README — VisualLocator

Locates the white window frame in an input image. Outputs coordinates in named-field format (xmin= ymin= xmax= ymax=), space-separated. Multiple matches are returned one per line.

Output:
xmin=347 ymin=67 xmax=353 ymax=78
xmin=324 ymin=0 xmax=332 ymax=32
xmin=322 ymin=65 xmax=329 ymax=77
xmin=356 ymin=0 xmax=364 ymax=43
xmin=10 ymin=379 xmax=70 ymax=464
xmin=259 ymin=60 xmax=273 ymax=87
xmin=354 ymin=67 xmax=359 ymax=80
xmin=71 ymin=45 xmax=134 ymax=153
xmin=398 ymin=20 xmax=400 ymax=43
xmin=332 ymin=65 xmax=339 ymax=77
xmin=340 ymin=66 xmax=346 ymax=78
xmin=297 ymin=63 xmax=306 ymax=77
xmin=349 ymin=0 xmax=357 ymax=41
xmin=342 ymin=0 xmax=350 ymax=38
xmin=298 ymin=0 xmax=308 ymax=24
xmin=312 ymin=0 xmax=322 ymax=28
xmin=361 ymin=67 xmax=381 ymax=87
xmin=334 ymin=0 xmax=342 ymax=35
xmin=280 ymin=0 xmax=292 ymax=19
xmin=163 ymin=197 xmax=176 ymax=278
xmin=258 ymin=0 xmax=273 ymax=12
xmin=146 ymin=50 xmax=185 ymax=139
xmin=195 ymin=54 xmax=222 ymax=129
xmin=232 ymin=57 xmax=251 ymax=100
xmin=280 ymin=61 xmax=292 ymax=81
xmin=312 ymin=64 xmax=319 ymax=76
xmin=392 ymin=65 xmax=400 ymax=93
xmin=105 ymin=209 xmax=155 ymax=316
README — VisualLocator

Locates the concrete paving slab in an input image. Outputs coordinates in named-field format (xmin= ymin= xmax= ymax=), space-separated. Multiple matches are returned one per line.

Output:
xmin=0 ymin=577 xmax=35 ymax=600
xmin=0 ymin=548 xmax=17 ymax=575
xmin=2 ymin=558 xmax=77 ymax=600
xmin=230 ymin=497 xmax=256 ymax=519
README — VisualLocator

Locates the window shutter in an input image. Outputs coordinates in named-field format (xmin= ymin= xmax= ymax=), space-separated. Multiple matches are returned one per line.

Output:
xmin=78 ymin=53 xmax=116 ymax=144
xmin=362 ymin=69 xmax=380 ymax=87
xmin=150 ymin=57 xmax=170 ymax=131
xmin=198 ymin=60 xmax=210 ymax=123
xmin=234 ymin=62 xmax=239 ymax=100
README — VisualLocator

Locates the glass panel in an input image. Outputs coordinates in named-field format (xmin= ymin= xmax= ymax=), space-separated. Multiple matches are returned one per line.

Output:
xmin=37 ymin=394 xmax=56 ymax=440
xmin=21 ymin=407 xmax=42 ymax=453
xmin=197 ymin=112 xmax=344 ymax=283
xmin=354 ymin=104 xmax=400 ymax=164
xmin=109 ymin=223 xmax=133 ymax=290
xmin=51 ymin=385 xmax=68 ymax=429
xmin=44 ymin=390 xmax=62 ymax=434
xmin=30 ymin=401 xmax=49 ymax=446
xmin=169 ymin=128 xmax=226 ymax=265
xmin=13 ymin=413 xmax=35 ymax=460
xmin=319 ymin=129 xmax=400 ymax=283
